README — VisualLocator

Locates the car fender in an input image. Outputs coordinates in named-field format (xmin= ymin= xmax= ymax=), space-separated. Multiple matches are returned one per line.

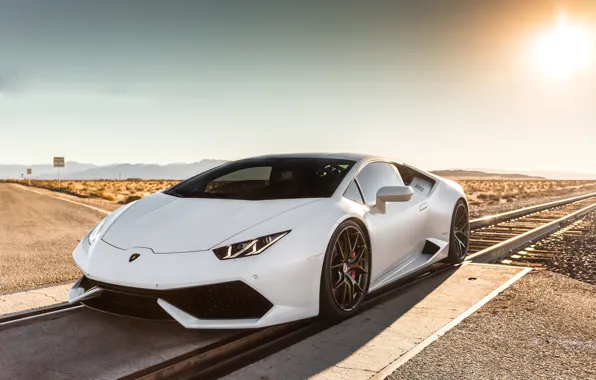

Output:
xmin=425 ymin=178 xmax=467 ymax=242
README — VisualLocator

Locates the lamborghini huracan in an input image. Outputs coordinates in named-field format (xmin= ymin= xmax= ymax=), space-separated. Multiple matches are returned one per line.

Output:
xmin=69 ymin=153 xmax=470 ymax=329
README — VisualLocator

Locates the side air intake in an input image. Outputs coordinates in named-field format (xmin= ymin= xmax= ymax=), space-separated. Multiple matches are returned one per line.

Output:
xmin=422 ymin=239 xmax=441 ymax=255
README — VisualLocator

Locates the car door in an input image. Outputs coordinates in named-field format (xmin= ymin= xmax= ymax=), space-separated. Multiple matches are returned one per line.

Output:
xmin=355 ymin=162 xmax=426 ymax=281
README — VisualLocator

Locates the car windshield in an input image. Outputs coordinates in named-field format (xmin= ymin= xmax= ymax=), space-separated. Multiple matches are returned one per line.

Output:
xmin=165 ymin=158 xmax=355 ymax=200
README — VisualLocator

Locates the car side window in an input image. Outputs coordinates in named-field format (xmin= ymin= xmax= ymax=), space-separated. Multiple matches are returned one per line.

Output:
xmin=356 ymin=162 xmax=404 ymax=204
xmin=343 ymin=180 xmax=364 ymax=204
xmin=389 ymin=165 xmax=406 ymax=186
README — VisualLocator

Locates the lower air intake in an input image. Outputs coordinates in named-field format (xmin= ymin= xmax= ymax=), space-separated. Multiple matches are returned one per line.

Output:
xmin=79 ymin=277 xmax=273 ymax=320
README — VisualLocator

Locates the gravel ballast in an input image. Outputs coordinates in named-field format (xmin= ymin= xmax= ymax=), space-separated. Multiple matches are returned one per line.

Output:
xmin=545 ymin=213 xmax=596 ymax=285
xmin=388 ymin=271 xmax=596 ymax=380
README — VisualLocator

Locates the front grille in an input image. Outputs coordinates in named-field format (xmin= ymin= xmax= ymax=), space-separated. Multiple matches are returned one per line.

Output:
xmin=82 ymin=289 xmax=173 ymax=320
xmin=163 ymin=281 xmax=273 ymax=319
xmin=80 ymin=277 xmax=273 ymax=320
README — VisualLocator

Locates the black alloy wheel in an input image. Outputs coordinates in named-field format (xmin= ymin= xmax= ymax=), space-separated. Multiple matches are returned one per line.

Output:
xmin=448 ymin=199 xmax=470 ymax=263
xmin=320 ymin=221 xmax=371 ymax=319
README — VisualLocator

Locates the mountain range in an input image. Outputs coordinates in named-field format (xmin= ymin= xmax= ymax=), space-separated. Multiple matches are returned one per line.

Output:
xmin=458 ymin=168 xmax=596 ymax=180
xmin=430 ymin=170 xmax=546 ymax=180
xmin=0 ymin=160 xmax=228 ymax=180
xmin=1 ymin=161 xmax=595 ymax=180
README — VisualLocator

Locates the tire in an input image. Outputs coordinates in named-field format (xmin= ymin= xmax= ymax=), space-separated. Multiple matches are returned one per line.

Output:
xmin=448 ymin=199 xmax=470 ymax=264
xmin=319 ymin=220 xmax=371 ymax=320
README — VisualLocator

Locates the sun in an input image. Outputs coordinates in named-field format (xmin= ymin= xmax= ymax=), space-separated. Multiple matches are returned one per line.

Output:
xmin=533 ymin=15 xmax=591 ymax=78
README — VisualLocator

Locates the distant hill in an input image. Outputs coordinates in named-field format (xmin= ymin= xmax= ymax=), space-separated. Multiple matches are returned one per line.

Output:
xmin=448 ymin=168 xmax=596 ymax=180
xmin=48 ymin=160 xmax=228 ymax=180
xmin=431 ymin=170 xmax=546 ymax=180
xmin=3 ymin=161 xmax=593 ymax=181
xmin=469 ymin=169 xmax=596 ymax=180
xmin=0 ymin=160 xmax=228 ymax=180
xmin=0 ymin=162 xmax=98 ymax=179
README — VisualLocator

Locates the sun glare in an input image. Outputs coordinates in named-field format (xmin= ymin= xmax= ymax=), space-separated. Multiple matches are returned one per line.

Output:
xmin=533 ymin=15 xmax=591 ymax=78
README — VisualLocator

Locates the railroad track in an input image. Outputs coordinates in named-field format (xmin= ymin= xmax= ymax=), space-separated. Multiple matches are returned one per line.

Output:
xmin=469 ymin=197 xmax=596 ymax=254
xmin=500 ymin=218 xmax=589 ymax=268
xmin=2 ymin=192 xmax=596 ymax=379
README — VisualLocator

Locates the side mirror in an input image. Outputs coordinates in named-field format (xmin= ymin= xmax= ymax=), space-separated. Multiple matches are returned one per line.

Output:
xmin=375 ymin=186 xmax=414 ymax=213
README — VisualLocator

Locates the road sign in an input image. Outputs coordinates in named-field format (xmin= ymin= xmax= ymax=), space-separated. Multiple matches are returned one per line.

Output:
xmin=53 ymin=157 xmax=65 ymax=168
xmin=26 ymin=168 xmax=32 ymax=175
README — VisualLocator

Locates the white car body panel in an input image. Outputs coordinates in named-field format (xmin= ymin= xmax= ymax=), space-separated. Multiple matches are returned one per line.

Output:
xmin=69 ymin=153 xmax=467 ymax=329
xmin=103 ymin=193 xmax=319 ymax=252
xmin=361 ymin=198 xmax=426 ymax=280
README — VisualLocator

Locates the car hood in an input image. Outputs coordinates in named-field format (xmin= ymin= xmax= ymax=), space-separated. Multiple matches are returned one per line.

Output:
xmin=102 ymin=193 xmax=320 ymax=253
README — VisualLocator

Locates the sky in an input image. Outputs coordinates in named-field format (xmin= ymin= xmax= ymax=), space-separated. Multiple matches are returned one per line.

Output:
xmin=1 ymin=0 xmax=596 ymax=172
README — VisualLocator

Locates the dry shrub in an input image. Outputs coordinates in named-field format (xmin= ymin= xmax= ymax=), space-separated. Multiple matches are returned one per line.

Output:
xmin=102 ymin=193 xmax=116 ymax=201
xmin=89 ymin=191 xmax=116 ymax=201
xmin=457 ymin=179 xmax=596 ymax=206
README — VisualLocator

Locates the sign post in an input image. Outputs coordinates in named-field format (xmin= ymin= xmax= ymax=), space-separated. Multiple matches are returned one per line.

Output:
xmin=53 ymin=157 xmax=65 ymax=189
xmin=26 ymin=168 xmax=32 ymax=186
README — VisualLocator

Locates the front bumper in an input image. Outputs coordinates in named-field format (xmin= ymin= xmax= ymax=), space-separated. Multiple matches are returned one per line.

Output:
xmin=71 ymin=275 xmax=273 ymax=320
xmin=69 ymin=237 xmax=325 ymax=329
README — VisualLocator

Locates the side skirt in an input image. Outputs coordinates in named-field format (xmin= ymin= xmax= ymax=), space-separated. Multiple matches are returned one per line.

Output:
xmin=368 ymin=238 xmax=449 ymax=292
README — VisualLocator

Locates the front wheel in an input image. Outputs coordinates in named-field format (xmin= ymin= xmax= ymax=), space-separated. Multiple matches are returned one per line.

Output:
xmin=448 ymin=199 xmax=470 ymax=264
xmin=319 ymin=220 xmax=371 ymax=320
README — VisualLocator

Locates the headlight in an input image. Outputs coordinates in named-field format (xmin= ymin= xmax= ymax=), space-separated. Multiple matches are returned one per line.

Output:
xmin=88 ymin=218 xmax=108 ymax=246
xmin=213 ymin=231 xmax=290 ymax=260
xmin=87 ymin=202 xmax=135 ymax=246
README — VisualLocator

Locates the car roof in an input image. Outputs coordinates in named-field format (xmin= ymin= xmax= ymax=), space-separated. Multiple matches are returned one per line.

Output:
xmin=248 ymin=152 xmax=397 ymax=163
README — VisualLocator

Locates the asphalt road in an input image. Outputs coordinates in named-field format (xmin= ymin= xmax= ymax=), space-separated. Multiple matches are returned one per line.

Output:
xmin=0 ymin=184 xmax=104 ymax=293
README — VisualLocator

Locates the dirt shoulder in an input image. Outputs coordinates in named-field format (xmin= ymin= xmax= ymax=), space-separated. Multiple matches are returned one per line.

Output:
xmin=12 ymin=183 xmax=121 ymax=212
xmin=388 ymin=270 xmax=596 ymax=380
xmin=0 ymin=184 xmax=104 ymax=293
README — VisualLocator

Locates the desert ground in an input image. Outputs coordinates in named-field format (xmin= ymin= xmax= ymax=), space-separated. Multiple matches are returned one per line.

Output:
xmin=458 ymin=179 xmax=596 ymax=217
xmin=10 ymin=179 xmax=180 ymax=204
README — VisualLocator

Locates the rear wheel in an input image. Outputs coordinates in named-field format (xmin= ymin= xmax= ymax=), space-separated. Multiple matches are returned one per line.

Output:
xmin=319 ymin=220 xmax=371 ymax=320
xmin=448 ymin=199 xmax=470 ymax=264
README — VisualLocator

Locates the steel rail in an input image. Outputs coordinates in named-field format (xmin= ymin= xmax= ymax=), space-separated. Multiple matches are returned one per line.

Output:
xmin=469 ymin=191 xmax=596 ymax=230
xmin=0 ymin=303 xmax=83 ymax=331
xmin=467 ymin=201 xmax=596 ymax=263
xmin=0 ymin=301 xmax=78 ymax=324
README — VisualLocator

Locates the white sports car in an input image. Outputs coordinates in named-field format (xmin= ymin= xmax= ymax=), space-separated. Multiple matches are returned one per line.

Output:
xmin=69 ymin=153 xmax=469 ymax=329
